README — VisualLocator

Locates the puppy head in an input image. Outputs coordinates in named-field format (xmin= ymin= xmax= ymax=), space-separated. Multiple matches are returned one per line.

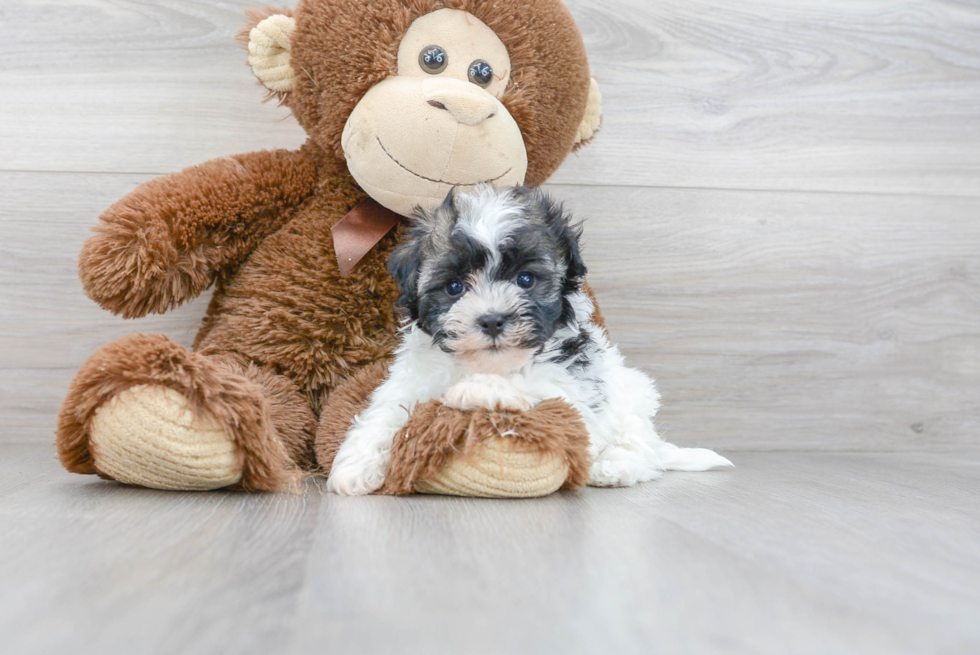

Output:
xmin=388 ymin=184 xmax=587 ymax=374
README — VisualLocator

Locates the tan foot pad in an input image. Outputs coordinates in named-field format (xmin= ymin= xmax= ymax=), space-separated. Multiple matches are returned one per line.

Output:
xmin=89 ymin=384 xmax=243 ymax=491
xmin=415 ymin=436 xmax=569 ymax=498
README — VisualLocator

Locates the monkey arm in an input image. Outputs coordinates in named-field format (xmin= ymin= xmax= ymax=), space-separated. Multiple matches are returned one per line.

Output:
xmin=79 ymin=146 xmax=320 ymax=318
xmin=380 ymin=398 xmax=592 ymax=496
xmin=315 ymin=358 xmax=593 ymax=498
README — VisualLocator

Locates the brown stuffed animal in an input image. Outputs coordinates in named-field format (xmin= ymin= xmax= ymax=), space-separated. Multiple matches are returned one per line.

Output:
xmin=56 ymin=0 xmax=604 ymax=496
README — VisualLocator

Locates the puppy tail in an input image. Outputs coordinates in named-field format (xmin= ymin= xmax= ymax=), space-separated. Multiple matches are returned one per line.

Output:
xmin=654 ymin=441 xmax=734 ymax=471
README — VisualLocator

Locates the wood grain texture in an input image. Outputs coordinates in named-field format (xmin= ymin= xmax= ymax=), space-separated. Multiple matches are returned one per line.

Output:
xmin=0 ymin=0 xmax=305 ymax=175
xmin=4 ymin=170 xmax=977 ymax=450
xmin=0 ymin=171 xmax=211 ymax=441
xmin=0 ymin=444 xmax=322 ymax=655
xmin=553 ymin=183 xmax=980 ymax=451
xmin=556 ymin=0 xmax=980 ymax=195
xmin=1 ymin=1 xmax=979 ymax=195
xmin=1 ymin=444 xmax=978 ymax=655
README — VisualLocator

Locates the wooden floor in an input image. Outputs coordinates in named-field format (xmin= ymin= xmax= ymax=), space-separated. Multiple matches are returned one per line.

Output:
xmin=1 ymin=1 xmax=979 ymax=653
xmin=1 ymin=442 xmax=978 ymax=655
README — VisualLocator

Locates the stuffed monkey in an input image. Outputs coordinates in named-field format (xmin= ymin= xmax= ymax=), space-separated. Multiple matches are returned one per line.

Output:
xmin=57 ymin=0 xmax=604 ymax=496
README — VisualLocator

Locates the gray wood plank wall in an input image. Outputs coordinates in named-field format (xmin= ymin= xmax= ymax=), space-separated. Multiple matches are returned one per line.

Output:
xmin=1 ymin=0 xmax=978 ymax=451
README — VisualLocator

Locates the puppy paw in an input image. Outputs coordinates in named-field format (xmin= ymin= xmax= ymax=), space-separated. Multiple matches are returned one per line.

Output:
xmin=327 ymin=444 xmax=389 ymax=496
xmin=588 ymin=445 xmax=663 ymax=487
xmin=441 ymin=374 xmax=537 ymax=411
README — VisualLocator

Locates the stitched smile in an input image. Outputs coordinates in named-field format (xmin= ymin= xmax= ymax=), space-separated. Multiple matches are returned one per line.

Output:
xmin=376 ymin=137 xmax=512 ymax=186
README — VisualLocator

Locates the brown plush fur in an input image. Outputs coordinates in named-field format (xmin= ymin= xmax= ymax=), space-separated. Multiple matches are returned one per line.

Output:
xmin=190 ymin=154 xmax=403 ymax=399
xmin=57 ymin=0 xmax=600 ymax=493
xmin=582 ymin=282 xmax=607 ymax=333
xmin=314 ymin=359 xmax=392 ymax=473
xmin=206 ymin=350 xmax=319 ymax=470
xmin=80 ymin=146 xmax=321 ymax=319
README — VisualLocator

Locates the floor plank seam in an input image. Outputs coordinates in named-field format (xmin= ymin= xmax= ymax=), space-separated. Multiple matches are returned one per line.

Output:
xmin=4 ymin=169 xmax=980 ymax=201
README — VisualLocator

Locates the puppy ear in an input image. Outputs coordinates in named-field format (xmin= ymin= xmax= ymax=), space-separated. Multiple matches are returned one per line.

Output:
xmin=388 ymin=211 xmax=432 ymax=318
xmin=419 ymin=186 xmax=461 ymax=243
xmin=535 ymin=189 xmax=587 ymax=286
xmin=441 ymin=186 xmax=458 ymax=212
xmin=389 ymin=187 xmax=462 ymax=316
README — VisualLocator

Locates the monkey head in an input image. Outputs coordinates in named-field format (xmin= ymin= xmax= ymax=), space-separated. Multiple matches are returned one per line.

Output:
xmin=244 ymin=0 xmax=602 ymax=217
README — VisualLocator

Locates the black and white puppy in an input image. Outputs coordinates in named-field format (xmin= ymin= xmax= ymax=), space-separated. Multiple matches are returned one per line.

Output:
xmin=327 ymin=185 xmax=732 ymax=495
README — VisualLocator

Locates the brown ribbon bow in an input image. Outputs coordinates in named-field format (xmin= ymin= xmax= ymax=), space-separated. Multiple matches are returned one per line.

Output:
xmin=331 ymin=198 xmax=401 ymax=277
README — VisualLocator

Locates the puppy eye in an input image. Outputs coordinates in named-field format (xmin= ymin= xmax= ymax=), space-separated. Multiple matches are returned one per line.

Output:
xmin=467 ymin=60 xmax=493 ymax=87
xmin=515 ymin=272 xmax=535 ymax=289
xmin=446 ymin=279 xmax=465 ymax=297
xmin=419 ymin=46 xmax=448 ymax=74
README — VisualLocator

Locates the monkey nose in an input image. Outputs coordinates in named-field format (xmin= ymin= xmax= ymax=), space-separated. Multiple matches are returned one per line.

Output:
xmin=423 ymin=86 xmax=498 ymax=126
xmin=478 ymin=313 xmax=508 ymax=338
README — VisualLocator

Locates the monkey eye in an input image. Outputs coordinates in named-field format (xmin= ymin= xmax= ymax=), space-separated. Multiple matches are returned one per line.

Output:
xmin=467 ymin=60 xmax=493 ymax=87
xmin=446 ymin=279 xmax=466 ymax=297
xmin=515 ymin=272 xmax=535 ymax=289
xmin=419 ymin=46 xmax=448 ymax=74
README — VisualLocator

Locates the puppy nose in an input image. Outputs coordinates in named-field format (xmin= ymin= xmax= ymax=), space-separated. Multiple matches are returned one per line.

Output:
xmin=478 ymin=313 xmax=507 ymax=338
xmin=422 ymin=80 xmax=498 ymax=126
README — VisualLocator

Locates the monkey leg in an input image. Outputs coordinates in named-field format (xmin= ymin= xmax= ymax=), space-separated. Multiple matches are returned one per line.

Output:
xmin=314 ymin=362 xmax=592 ymax=498
xmin=56 ymin=334 xmax=316 ymax=491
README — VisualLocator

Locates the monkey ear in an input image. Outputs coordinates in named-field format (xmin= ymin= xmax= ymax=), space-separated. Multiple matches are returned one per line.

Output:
xmin=573 ymin=78 xmax=603 ymax=146
xmin=247 ymin=14 xmax=296 ymax=94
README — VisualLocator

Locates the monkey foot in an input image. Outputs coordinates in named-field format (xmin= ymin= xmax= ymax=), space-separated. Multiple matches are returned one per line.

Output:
xmin=58 ymin=334 xmax=299 ymax=492
xmin=89 ymin=384 xmax=243 ymax=491
xmin=381 ymin=398 xmax=593 ymax=497
xmin=415 ymin=434 xmax=570 ymax=498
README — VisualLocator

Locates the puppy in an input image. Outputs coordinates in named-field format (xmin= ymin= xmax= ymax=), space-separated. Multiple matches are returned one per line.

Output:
xmin=327 ymin=185 xmax=732 ymax=495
